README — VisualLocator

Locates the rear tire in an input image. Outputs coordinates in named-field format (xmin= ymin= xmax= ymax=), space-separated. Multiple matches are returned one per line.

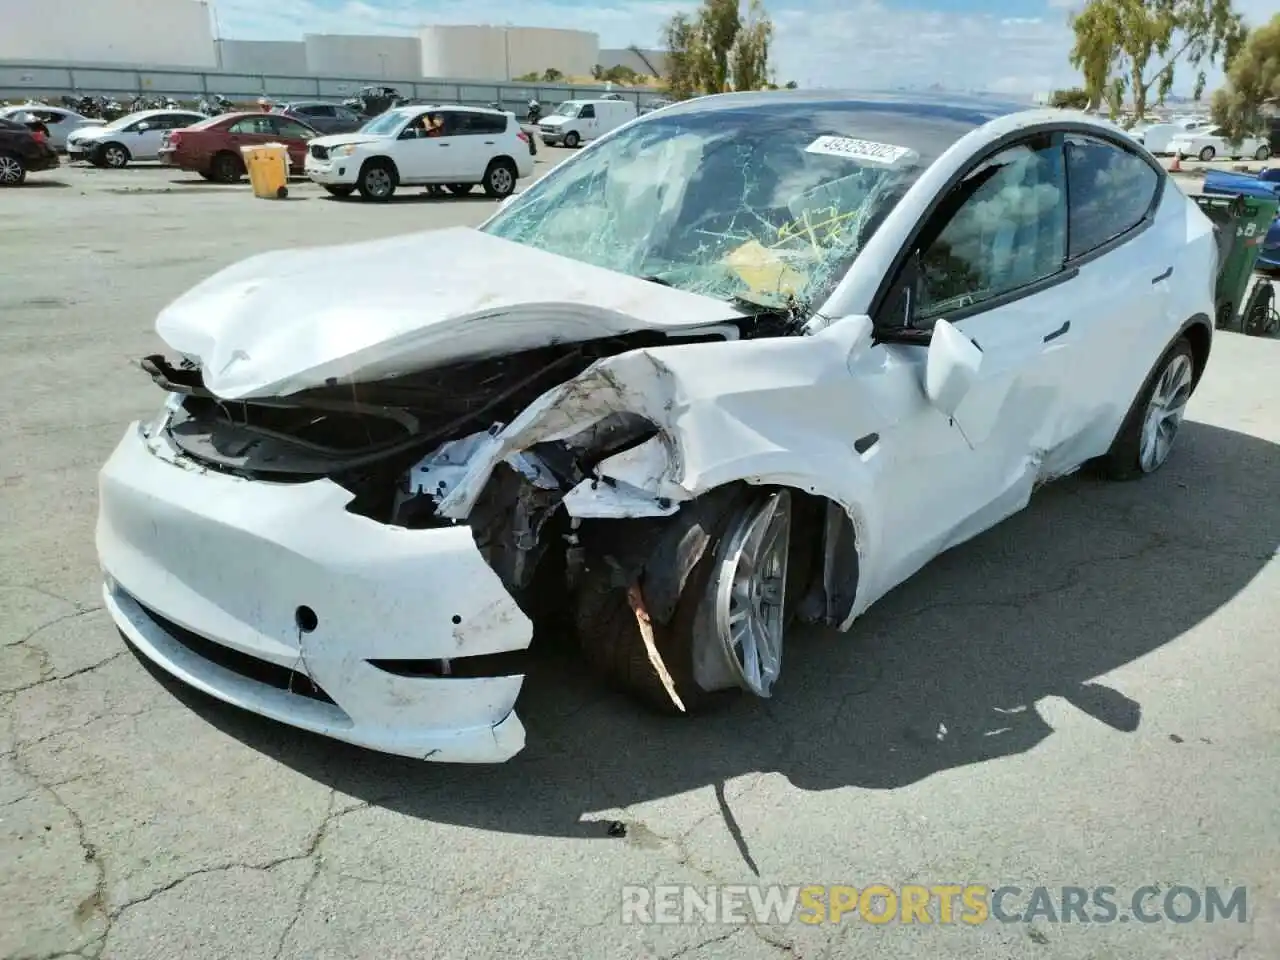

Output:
xmin=1099 ymin=337 xmax=1196 ymax=480
xmin=482 ymin=158 xmax=517 ymax=198
xmin=209 ymin=151 xmax=242 ymax=183
xmin=0 ymin=151 xmax=26 ymax=186
xmin=1256 ymin=145 xmax=1271 ymax=161
xmin=357 ymin=159 xmax=397 ymax=201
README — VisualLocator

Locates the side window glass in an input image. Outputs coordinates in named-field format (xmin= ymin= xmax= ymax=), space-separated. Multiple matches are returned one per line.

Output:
xmin=229 ymin=118 xmax=272 ymax=135
xmin=274 ymin=119 xmax=314 ymax=139
xmin=914 ymin=139 xmax=1067 ymax=322
xmin=437 ymin=113 xmax=466 ymax=136
xmin=579 ymin=104 xmax=596 ymax=119
xmin=1065 ymin=136 xmax=1159 ymax=259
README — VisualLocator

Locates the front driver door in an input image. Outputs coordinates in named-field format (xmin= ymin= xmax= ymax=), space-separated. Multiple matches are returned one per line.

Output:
xmin=871 ymin=133 xmax=1080 ymax=581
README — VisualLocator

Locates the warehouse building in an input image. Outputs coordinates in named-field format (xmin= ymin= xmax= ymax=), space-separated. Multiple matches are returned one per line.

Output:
xmin=0 ymin=0 xmax=217 ymax=67
xmin=0 ymin=2 xmax=663 ymax=84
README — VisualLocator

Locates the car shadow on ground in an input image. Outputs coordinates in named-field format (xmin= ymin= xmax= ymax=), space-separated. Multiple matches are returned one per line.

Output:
xmin=134 ymin=420 xmax=1278 ymax=839
xmin=21 ymin=180 xmax=71 ymax=188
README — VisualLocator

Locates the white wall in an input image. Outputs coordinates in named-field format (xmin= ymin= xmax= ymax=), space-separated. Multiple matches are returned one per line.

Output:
xmin=303 ymin=34 xmax=420 ymax=79
xmin=419 ymin=25 xmax=598 ymax=81
xmin=0 ymin=0 xmax=216 ymax=66
xmin=216 ymin=40 xmax=307 ymax=75
xmin=599 ymin=48 xmax=667 ymax=79
xmin=505 ymin=27 xmax=597 ymax=80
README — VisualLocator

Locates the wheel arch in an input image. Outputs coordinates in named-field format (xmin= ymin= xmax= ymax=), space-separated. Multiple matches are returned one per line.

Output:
xmin=359 ymin=154 xmax=398 ymax=176
xmin=1179 ymin=312 xmax=1212 ymax=391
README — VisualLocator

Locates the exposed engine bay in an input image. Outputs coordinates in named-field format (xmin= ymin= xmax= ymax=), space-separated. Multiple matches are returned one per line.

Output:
xmin=138 ymin=314 xmax=860 ymax=711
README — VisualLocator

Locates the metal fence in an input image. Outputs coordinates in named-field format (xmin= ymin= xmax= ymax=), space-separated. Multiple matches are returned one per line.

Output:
xmin=0 ymin=59 xmax=658 ymax=109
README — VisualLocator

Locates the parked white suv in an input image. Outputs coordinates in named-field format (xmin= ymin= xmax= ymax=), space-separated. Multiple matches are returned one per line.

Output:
xmin=66 ymin=109 xmax=206 ymax=168
xmin=305 ymin=105 xmax=534 ymax=201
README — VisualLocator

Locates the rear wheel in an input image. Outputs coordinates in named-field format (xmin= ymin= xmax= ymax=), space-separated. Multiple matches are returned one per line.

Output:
xmin=357 ymin=159 xmax=397 ymax=201
xmin=209 ymin=151 xmax=242 ymax=183
xmin=101 ymin=142 xmax=129 ymax=168
xmin=482 ymin=159 xmax=517 ymax=198
xmin=446 ymin=182 xmax=474 ymax=195
xmin=1256 ymin=145 xmax=1272 ymax=161
xmin=1099 ymin=338 xmax=1195 ymax=480
xmin=0 ymin=151 xmax=25 ymax=186
xmin=322 ymin=185 xmax=353 ymax=198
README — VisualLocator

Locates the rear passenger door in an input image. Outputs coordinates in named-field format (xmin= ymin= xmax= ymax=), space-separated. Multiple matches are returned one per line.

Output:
xmin=452 ymin=110 xmax=507 ymax=179
xmin=1044 ymin=132 xmax=1166 ymax=472
xmin=578 ymin=103 xmax=599 ymax=139
xmin=225 ymin=116 xmax=277 ymax=155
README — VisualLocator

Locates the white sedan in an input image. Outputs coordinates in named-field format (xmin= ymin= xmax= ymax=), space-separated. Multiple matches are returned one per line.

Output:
xmin=1169 ymin=125 xmax=1270 ymax=161
xmin=0 ymin=104 xmax=103 ymax=150
xmin=66 ymin=109 xmax=206 ymax=167
xmin=97 ymin=94 xmax=1217 ymax=763
xmin=304 ymin=104 xmax=534 ymax=201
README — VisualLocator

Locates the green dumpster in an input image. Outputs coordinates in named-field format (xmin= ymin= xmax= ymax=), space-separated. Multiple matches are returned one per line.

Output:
xmin=1191 ymin=193 xmax=1279 ymax=330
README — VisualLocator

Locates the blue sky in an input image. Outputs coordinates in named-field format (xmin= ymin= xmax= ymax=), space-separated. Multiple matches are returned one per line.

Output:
xmin=210 ymin=0 xmax=1271 ymax=94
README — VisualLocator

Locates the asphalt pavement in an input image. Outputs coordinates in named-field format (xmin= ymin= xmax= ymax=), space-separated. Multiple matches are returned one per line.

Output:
xmin=0 ymin=157 xmax=1277 ymax=960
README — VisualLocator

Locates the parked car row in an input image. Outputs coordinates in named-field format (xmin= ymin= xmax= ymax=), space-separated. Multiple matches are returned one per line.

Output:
xmin=5 ymin=102 xmax=540 ymax=199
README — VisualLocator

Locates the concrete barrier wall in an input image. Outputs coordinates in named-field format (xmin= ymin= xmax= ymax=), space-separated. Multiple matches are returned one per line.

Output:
xmin=0 ymin=58 xmax=657 ymax=109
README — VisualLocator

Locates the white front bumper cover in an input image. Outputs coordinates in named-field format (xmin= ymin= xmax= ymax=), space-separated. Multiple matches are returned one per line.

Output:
xmin=97 ymin=422 xmax=532 ymax=763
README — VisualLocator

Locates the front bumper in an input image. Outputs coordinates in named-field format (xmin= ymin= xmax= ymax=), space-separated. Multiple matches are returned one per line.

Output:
xmin=305 ymin=155 xmax=357 ymax=184
xmin=96 ymin=422 xmax=532 ymax=762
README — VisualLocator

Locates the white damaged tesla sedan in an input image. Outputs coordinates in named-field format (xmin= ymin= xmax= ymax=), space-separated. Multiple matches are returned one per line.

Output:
xmin=97 ymin=91 xmax=1218 ymax=762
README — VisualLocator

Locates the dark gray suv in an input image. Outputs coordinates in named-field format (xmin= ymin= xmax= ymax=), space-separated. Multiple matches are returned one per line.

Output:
xmin=273 ymin=101 xmax=364 ymax=135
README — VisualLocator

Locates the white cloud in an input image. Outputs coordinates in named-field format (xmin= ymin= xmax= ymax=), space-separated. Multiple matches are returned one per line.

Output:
xmin=210 ymin=0 xmax=1236 ymax=96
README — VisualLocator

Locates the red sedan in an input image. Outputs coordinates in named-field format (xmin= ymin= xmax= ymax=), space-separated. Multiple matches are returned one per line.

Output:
xmin=158 ymin=112 xmax=320 ymax=183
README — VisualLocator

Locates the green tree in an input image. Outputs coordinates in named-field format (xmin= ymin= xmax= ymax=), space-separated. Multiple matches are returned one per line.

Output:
xmin=513 ymin=71 xmax=540 ymax=82
xmin=1068 ymin=0 xmax=1246 ymax=121
xmin=661 ymin=0 xmax=778 ymax=99
xmin=542 ymin=68 xmax=565 ymax=82
xmin=1049 ymin=86 xmax=1091 ymax=108
xmin=1211 ymin=13 xmax=1280 ymax=139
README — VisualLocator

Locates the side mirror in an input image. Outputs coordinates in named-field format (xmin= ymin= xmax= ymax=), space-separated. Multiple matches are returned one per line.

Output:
xmin=924 ymin=318 xmax=983 ymax=418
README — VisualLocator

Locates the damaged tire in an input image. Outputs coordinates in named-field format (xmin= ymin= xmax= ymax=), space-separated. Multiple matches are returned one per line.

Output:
xmin=574 ymin=487 xmax=810 ymax=714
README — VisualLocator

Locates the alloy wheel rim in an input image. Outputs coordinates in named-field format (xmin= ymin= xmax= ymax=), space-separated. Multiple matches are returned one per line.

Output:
xmin=1139 ymin=353 xmax=1193 ymax=472
xmin=713 ymin=490 xmax=791 ymax=697
xmin=105 ymin=147 xmax=125 ymax=167
xmin=367 ymin=169 xmax=391 ymax=195
xmin=0 ymin=156 xmax=21 ymax=183
xmin=491 ymin=168 xmax=513 ymax=194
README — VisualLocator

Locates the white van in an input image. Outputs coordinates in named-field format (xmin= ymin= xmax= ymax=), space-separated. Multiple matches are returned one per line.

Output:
xmin=538 ymin=99 xmax=637 ymax=148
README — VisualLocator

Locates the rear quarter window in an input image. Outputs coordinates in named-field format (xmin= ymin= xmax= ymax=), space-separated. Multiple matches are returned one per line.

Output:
xmin=1065 ymin=135 xmax=1159 ymax=259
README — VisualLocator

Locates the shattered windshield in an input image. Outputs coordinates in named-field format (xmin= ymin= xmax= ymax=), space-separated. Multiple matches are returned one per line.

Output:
xmin=483 ymin=100 xmax=974 ymax=308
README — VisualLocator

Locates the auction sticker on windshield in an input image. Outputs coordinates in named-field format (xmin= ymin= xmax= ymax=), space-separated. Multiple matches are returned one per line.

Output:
xmin=805 ymin=136 xmax=917 ymax=165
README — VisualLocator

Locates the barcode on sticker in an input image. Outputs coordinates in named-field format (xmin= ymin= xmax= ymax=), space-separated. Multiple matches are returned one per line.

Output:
xmin=805 ymin=136 xmax=915 ymax=165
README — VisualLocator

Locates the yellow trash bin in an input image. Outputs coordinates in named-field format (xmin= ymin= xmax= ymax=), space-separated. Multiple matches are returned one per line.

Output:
xmin=241 ymin=142 xmax=290 ymax=199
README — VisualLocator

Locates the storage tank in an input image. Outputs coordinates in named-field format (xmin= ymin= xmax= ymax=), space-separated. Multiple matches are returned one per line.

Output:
xmin=0 ymin=0 xmax=216 ymax=66
xmin=304 ymin=33 xmax=421 ymax=79
xmin=419 ymin=25 xmax=598 ymax=81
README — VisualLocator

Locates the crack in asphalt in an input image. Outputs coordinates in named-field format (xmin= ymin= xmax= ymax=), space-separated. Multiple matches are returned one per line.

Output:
xmin=3 ymin=650 xmax=126 ymax=697
xmin=4 ymin=605 xmax=105 ymax=650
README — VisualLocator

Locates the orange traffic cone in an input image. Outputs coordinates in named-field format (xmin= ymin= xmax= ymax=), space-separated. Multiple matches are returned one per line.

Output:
xmin=1170 ymin=152 xmax=1182 ymax=173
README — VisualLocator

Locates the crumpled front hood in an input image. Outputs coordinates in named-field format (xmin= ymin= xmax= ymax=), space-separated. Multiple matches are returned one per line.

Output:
xmin=154 ymin=226 xmax=745 ymax=400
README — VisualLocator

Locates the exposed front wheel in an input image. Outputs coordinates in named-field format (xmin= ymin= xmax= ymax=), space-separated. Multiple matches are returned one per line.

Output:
xmin=101 ymin=143 xmax=130 ymax=168
xmin=1198 ymin=145 xmax=1216 ymax=162
xmin=1256 ymin=145 xmax=1271 ymax=161
xmin=357 ymin=160 xmax=397 ymax=201
xmin=1100 ymin=338 xmax=1196 ymax=480
xmin=563 ymin=130 xmax=581 ymax=148
xmin=574 ymin=488 xmax=798 ymax=713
